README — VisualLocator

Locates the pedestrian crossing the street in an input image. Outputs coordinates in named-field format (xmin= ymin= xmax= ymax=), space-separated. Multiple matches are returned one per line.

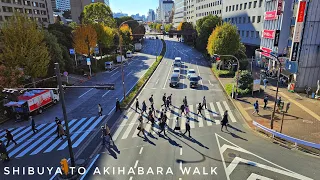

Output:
xmin=112 ymin=101 xmax=237 ymax=141
xmin=0 ymin=115 xmax=107 ymax=159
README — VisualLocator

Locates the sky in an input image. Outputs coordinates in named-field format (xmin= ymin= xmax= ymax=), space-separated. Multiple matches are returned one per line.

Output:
xmin=109 ymin=0 xmax=158 ymax=16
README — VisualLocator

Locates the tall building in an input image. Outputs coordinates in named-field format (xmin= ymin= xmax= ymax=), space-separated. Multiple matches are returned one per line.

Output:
xmin=173 ymin=0 xmax=186 ymax=27
xmin=156 ymin=6 xmax=161 ymax=22
xmin=70 ymin=0 xmax=109 ymax=23
xmin=162 ymin=0 xmax=174 ymax=23
xmin=195 ymin=0 xmax=222 ymax=23
xmin=147 ymin=9 xmax=155 ymax=22
xmin=113 ymin=12 xmax=128 ymax=18
xmin=186 ymin=0 xmax=195 ymax=23
xmin=0 ymin=0 xmax=54 ymax=27
xmin=51 ymin=0 xmax=70 ymax=11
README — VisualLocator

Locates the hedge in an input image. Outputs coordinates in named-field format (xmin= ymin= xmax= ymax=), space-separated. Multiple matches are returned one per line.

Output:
xmin=121 ymin=39 xmax=166 ymax=107
xmin=212 ymin=64 xmax=235 ymax=78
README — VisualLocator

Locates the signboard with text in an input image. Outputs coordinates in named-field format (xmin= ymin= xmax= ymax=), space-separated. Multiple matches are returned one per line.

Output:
xmin=277 ymin=0 xmax=283 ymax=15
xmin=293 ymin=1 xmax=307 ymax=42
xmin=285 ymin=60 xmax=298 ymax=73
xmin=263 ymin=30 xmax=275 ymax=39
xmin=261 ymin=47 xmax=272 ymax=57
xmin=265 ymin=11 xmax=277 ymax=20
xmin=290 ymin=42 xmax=299 ymax=61
xmin=273 ymin=30 xmax=280 ymax=46
xmin=86 ymin=58 xmax=91 ymax=65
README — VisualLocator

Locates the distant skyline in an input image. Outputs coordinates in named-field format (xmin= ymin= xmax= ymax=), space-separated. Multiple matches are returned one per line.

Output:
xmin=109 ymin=0 xmax=158 ymax=16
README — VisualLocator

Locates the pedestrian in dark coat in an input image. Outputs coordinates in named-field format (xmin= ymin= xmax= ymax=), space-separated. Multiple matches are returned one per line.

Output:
xmin=55 ymin=117 xmax=62 ymax=138
xmin=197 ymin=103 xmax=203 ymax=116
xmin=142 ymin=101 xmax=147 ymax=114
xmin=158 ymin=116 xmax=167 ymax=136
xmin=166 ymin=98 xmax=170 ymax=110
xmin=183 ymin=96 xmax=188 ymax=106
xmin=137 ymin=114 xmax=145 ymax=136
xmin=0 ymin=140 xmax=10 ymax=161
xmin=203 ymin=96 xmax=207 ymax=109
xmin=149 ymin=95 xmax=154 ymax=104
xmin=116 ymin=98 xmax=121 ymax=112
xmin=183 ymin=120 xmax=191 ymax=137
xmin=58 ymin=124 xmax=65 ymax=140
xmin=135 ymin=98 xmax=140 ymax=112
xmin=168 ymin=94 xmax=172 ymax=106
xmin=161 ymin=93 xmax=166 ymax=107
xmin=180 ymin=104 xmax=185 ymax=115
xmin=151 ymin=103 xmax=155 ymax=116
xmin=98 ymin=104 xmax=102 ymax=116
xmin=263 ymin=96 xmax=268 ymax=109
xmin=30 ymin=116 xmax=38 ymax=133
xmin=5 ymin=129 xmax=17 ymax=147
xmin=221 ymin=110 xmax=229 ymax=131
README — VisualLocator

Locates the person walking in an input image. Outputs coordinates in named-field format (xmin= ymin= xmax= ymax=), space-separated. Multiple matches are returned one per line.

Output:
xmin=149 ymin=95 xmax=154 ymax=104
xmin=101 ymin=126 xmax=107 ymax=145
xmin=135 ymin=98 xmax=140 ymax=112
xmin=180 ymin=104 xmax=185 ymax=116
xmin=147 ymin=108 xmax=153 ymax=123
xmin=55 ymin=117 xmax=62 ymax=138
xmin=0 ymin=140 xmax=10 ymax=161
xmin=183 ymin=96 xmax=188 ymax=106
xmin=158 ymin=116 xmax=167 ymax=136
xmin=116 ymin=98 xmax=121 ymax=112
xmin=105 ymin=124 xmax=113 ymax=144
xmin=149 ymin=114 xmax=155 ymax=132
xmin=168 ymin=94 xmax=172 ymax=106
xmin=58 ymin=123 xmax=65 ymax=140
xmin=183 ymin=120 xmax=191 ymax=137
xmin=263 ymin=78 xmax=268 ymax=90
xmin=159 ymin=109 xmax=164 ymax=120
xmin=203 ymin=96 xmax=207 ymax=109
xmin=285 ymin=102 xmax=290 ymax=113
xmin=197 ymin=103 xmax=203 ymax=116
xmin=263 ymin=95 xmax=268 ymax=109
xmin=277 ymin=97 xmax=282 ymax=111
xmin=185 ymin=105 xmax=190 ymax=117
xmin=161 ymin=93 xmax=166 ymax=107
xmin=29 ymin=116 xmax=38 ymax=133
xmin=5 ymin=129 xmax=17 ymax=147
xmin=151 ymin=103 xmax=155 ymax=116
xmin=98 ymin=104 xmax=103 ymax=116
xmin=221 ymin=110 xmax=229 ymax=131
xmin=142 ymin=101 xmax=147 ymax=114
xmin=252 ymin=100 xmax=259 ymax=115
xmin=166 ymin=97 xmax=170 ymax=111
xmin=137 ymin=114 xmax=145 ymax=137
xmin=174 ymin=117 xmax=181 ymax=133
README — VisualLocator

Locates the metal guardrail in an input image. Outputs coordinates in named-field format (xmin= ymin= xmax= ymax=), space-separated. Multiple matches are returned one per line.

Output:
xmin=253 ymin=121 xmax=320 ymax=149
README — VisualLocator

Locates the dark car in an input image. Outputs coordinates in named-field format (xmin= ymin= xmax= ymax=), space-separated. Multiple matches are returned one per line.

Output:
xmin=189 ymin=75 xmax=199 ymax=88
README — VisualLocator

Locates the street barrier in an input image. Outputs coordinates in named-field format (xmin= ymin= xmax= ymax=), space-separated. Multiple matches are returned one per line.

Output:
xmin=253 ymin=121 xmax=320 ymax=149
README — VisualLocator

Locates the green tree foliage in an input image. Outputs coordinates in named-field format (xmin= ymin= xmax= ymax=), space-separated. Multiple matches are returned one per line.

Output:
xmin=115 ymin=16 xmax=134 ymax=27
xmin=83 ymin=2 xmax=116 ymax=27
xmin=0 ymin=65 xmax=24 ymax=88
xmin=68 ymin=21 xmax=78 ymax=30
xmin=119 ymin=24 xmax=133 ymax=48
xmin=164 ymin=24 xmax=172 ymax=32
xmin=207 ymin=22 xmax=241 ymax=57
xmin=156 ymin=24 xmax=162 ymax=32
xmin=93 ymin=23 xmax=114 ymax=54
xmin=195 ymin=15 xmax=222 ymax=52
xmin=48 ymin=23 xmax=74 ymax=49
xmin=237 ymin=70 xmax=253 ymax=91
xmin=44 ymin=31 xmax=65 ymax=76
xmin=115 ymin=17 xmax=145 ymax=41
xmin=0 ymin=13 xmax=49 ymax=80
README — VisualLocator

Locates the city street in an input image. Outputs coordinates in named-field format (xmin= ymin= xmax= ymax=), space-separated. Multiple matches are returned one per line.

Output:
xmin=79 ymin=38 xmax=320 ymax=180
xmin=0 ymin=38 xmax=162 ymax=180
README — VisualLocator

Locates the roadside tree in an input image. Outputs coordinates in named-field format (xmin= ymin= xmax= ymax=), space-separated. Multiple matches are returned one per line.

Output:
xmin=73 ymin=24 xmax=98 ymax=55
xmin=83 ymin=2 xmax=116 ymax=27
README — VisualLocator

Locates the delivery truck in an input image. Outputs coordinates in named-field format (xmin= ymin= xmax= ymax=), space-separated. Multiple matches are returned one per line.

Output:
xmin=134 ymin=43 xmax=142 ymax=52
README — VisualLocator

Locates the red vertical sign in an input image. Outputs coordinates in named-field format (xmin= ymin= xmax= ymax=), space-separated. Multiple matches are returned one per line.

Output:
xmin=297 ymin=1 xmax=306 ymax=22
xmin=277 ymin=0 xmax=283 ymax=15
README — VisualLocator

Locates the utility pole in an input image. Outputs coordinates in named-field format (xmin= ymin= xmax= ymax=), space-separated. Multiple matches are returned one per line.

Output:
xmin=55 ymin=63 xmax=75 ymax=167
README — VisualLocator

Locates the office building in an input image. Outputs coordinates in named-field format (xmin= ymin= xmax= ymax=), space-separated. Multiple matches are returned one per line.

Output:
xmin=186 ymin=0 xmax=195 ymax=23
xmin=156 ymin=6 xmax=161 ymax=22
xmin=113 ymin=12 xmax=128 ymax=18
xmin=173 ymin=0 xmax=185 ymax=27
xmin=70 ymin=0 xmax=109 ymax=23
xmin=162 ymin=0 xmax=174 ymax=23
xmin=0 ymin=0 xmax=54 ymax=27
xmin=51 ymin=0 xmax=70 ymax=11
xmin=147 ymin=9 xmax=155 ymax=22
xmin=195 ymin=0 xmax=222 ymax=24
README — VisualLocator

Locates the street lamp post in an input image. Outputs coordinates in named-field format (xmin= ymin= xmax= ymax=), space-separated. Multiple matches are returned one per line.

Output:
xmin=256 ymin=49 xmax=281 ymax=129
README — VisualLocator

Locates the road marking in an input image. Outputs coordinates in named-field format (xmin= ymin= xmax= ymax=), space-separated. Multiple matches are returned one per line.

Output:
xmin=128 ymin=61 xmax=133 ymax=65
xmin=111 ymin=71 xmax=119 ymax=77
xmin=216 ymin=102 xmax=224 ymax=117
xmin=122 ymin=113 xmax=139 ymax=139
xmin=134 ymin=160 xmax=139 ymax=168
xmin=196 ymin=63 xmax=201 ymax=76
xmin=188 ymin=106 xmax=195 ymax=128
xmin=80 ymin=154 xmax=100 ymax=180
xmin=126 ymin=70 xmax=133 ymax=77
xmin=102 ymin=90 xmax=110 ymax=97
xmin=163 ymin=62 xmax=173 ymax=89
xmin=209 ymin=103 xmax=220 ymax=124
xmin=129 ymin=177 xmax=133 ymax=180
xmin=112 ymin=111 xmax=134 ymax=140
xmin=180 ymin=147 xmax=183 ymax=155
xmin=208 ymin=80 xmax=213 ymax=86
xmin=155 ymin=78 xmax=159 ymax=85
xmin=139 ymin=147 xmax=144 ymax=154
xmin=181 ymin=114 xmax=186 ymax=130
xmin=223 ymin=101 xmax=237 ymax=122
xmin=204 ymin=110 xmax=213 ymax=126
xmin=78 ymin=88 xmax=93 ymax=98
xmin=247 ymin=173 xmax=273 ymax=180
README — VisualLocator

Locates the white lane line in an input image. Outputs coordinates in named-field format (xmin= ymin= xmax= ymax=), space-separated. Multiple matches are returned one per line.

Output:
xmin=126 ymin=70 xmax=133 ymax=77
xmin=155 ymin=78 xmax=159 ymax=85
xmin=134 ymin=160 xmax=139 ymax=169
xmin=196 ymin=63 xmax=201 ymax=76
xmin=208 ymin=80 xmax=213 ymax=86
xmin=102 ymin=90 xmax=110 ymax=97
xmin=204 ymin=110 xmax=213 ymax=126
xmin=111 ymin=71 xmax=119 ymax=77
xmin=78 ymin=88 xmax=93 ymax=98
xmin=139 ymin=147 xmax=144 ymax=154
xmin=216 ymin=102 xmax=224 ymax=118
xmin=128 ymin=61 xmax=133 ymax=65
xmin=180 ymin=147 xmax=183 ymax=155
xmin=223 ymin=101 xmax=237 ymax=122
xmin=163 ymin=62 xmax=173 ymax=89
xmin=181 ymin=114 xmax=186 ymax=130
xmin=129 ymin=176 xmax=133 ymax=180
xmin=80 ymin=154 xmax=100 ymax=180
xmin=121 ymin=113 xmax=140 ymax=139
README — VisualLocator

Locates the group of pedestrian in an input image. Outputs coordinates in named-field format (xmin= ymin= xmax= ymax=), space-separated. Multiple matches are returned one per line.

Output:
xmin=101 ymin=124 xmax=114 ymax=146
xmin=161 ymin=93 xmax=172 ymax=111
xmin=0 ymin=129 xmax=17 ymax=162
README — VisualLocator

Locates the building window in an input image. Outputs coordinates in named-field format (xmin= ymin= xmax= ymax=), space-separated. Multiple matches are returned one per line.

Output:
xmin=1 ymin=0 xmax=11 ymax=3
xmin=238 ymin=30 xmax=240 ymax=35
xmin=42 ymin=18 xmax=48 ymax=22
xmin=254 ymin=1 xmax=257 ymax=8
xmin=251 ymin=31 xmax=254 ymax=38
xmin=244 ymin=3 xmax=247 ymax=9
xmin=259 ymin=0 xmax=262 ymax=7
xmin=246 ymin=31 xmax=249 ymax=37
xmin=256 ymin=31 xmax=260 ymax=38
xmin=15 ymin=8 xmax=23 ymax=13
xmin=257 ymin=16 xmax=261 ymax=23
xmin=2 ymin=6 xmax=13 ymax=12
xmin=248 ymin=16 xmax=251 ymax=23
xmin=249 ymin=2 xmax=252 ymax=9
xmin=229 ymin=6 xmax=231 ymax=11
xmin=232 ymin=5 xmax=235 ymax=11
xmin=236 ymin=4 xmax=239 ymax=11
xmin=235 ymin=17 xmax=237 ymax=23
xmin=252 ymin=16 xmax=256 ymax=23
xmin=242 ymin=30 xmax=245 ymax=37
xmin=240 ymin=4 xmax=242 ymax=10
xmin=226 ymin=7 xmax=228 ymax=12
xmin=243 ymin=17 xmax=246 ymax=23
xmin=25 ymin=8 xmax=32 ymax=14
xmin=239 ymin=17 xmax=242 ymax=23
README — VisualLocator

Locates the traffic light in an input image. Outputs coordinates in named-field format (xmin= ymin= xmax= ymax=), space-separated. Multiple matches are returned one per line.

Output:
xmin=60 ymin=158 xmax=69 ymax=175
xmin=211 ymin=54 xmax=220 ymax=62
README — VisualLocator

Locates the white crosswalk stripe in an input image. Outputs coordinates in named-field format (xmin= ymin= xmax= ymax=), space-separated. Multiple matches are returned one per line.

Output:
xmin=188 ymin=106 xmax=195 ymax=128
xmin=223 ymin=101 xmax=237 ymax=122
xmin=209 ymin=102 xmax=220 ymax=125
xmin=112 ymin=111 xmax=134 ymax=141
xmin=0 ymin=116 xmax=107 ymax=159
xmin=122 ymin=113 xmax=139 ymax=139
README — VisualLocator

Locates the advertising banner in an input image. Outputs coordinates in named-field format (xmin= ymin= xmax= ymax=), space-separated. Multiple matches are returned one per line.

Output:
xmin=261 ymin=47 xmax=272 ymax=57
xmin=277 ymin=0 xmax=283 ymax=15
xmin=263 ymin=30 xmax=275 ymax=39
xmin=273 ymin=30 xmax=280 ymax=46
xmin=290 ymin=42 xmax=299 ymax=61
xmin=293 ymin=1 xmax=307 ymax=42
xmin=265 ymin=11 xmax=277 ymax=20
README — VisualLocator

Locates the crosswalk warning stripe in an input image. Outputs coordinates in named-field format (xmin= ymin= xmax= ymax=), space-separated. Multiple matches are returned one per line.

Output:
xmin=188 ymin=106 xmax=195 ymax=128
xmin=113 ymin=111 xmax=134 ymax=141
xmin=122 ymin=113 xmax=139 ymax=139
xmin=223 ymin=101 xmax=237 ymax=123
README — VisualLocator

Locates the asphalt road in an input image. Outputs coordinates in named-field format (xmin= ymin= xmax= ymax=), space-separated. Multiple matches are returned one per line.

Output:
xmin=0 ymin=37 xmax=162 ymax=180
xmin=80 ymin=37 xmax=320 ymax=180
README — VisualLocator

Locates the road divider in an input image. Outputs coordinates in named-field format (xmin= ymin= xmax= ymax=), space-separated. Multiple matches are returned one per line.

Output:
xmin=121 ymin=39 xmax=166 ymax=108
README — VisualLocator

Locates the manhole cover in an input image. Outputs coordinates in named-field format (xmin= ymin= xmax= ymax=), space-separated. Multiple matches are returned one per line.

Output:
xmin=228 ymin=153 xmax=238 ymax=158
xmin=303 ymin=120 xmax=313 ymax=124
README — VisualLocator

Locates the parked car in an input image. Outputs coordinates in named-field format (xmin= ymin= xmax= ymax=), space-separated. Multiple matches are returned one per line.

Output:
xmin=126 ymin=51 xmax=133 ymax=58
xmin=187 ymin=69 xmax=196 ymax=79
xmin=105 ymin=61 xmax=114 ymax=71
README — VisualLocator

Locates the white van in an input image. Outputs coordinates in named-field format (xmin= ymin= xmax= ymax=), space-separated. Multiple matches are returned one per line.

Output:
xmin=126 ymin=51 xmax=133 ymax=58
xmin=105 ymin=61 xmax=113 ymax=71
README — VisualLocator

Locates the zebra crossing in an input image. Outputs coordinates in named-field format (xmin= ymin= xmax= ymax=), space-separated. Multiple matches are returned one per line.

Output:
xmin=112 ymin=101 xmax=237 ymax=141
xmin=0 ymin=115 xmax=107 ymax=159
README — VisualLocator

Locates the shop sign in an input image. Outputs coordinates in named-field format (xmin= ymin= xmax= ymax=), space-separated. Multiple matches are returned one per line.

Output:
xmin=261 ymin=47 xmax=272 ymax=57
xmin=293 ymin=1 xmax=307 ymax=42
xmin=274 ymin=30 xmax=281 ymax=46
xmin=265 ymin=11 xmax=277 ymax=20
xmin=277 ymin=0 xmax=283 ymax=15
xmin=263 ymin=30 xmax=275 ymax=39
xmin=290 ymin=42 xmax=299 ymax=61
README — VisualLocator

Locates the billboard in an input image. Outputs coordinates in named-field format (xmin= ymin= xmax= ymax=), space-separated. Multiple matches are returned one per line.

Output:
xmin=263 ymin=30 xmax=275 ymax=39
xmin=261 ymin=47 xmax=272 ymax=57
xmin=265 ymin=11 xmax=277 ymax=20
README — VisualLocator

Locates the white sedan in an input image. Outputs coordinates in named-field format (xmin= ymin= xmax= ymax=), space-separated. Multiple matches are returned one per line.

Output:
xmin=187 ymin=69 xmax=196 ymax=79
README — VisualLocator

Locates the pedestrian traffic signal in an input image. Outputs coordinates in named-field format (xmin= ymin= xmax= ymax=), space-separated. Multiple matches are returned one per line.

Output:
xmin=60 ymin=158 xmax=69 ymax=175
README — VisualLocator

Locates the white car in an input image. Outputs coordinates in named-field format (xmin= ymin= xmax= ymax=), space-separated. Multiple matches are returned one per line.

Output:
xmin=174 ymin=57 xmax=182 ymax=67
xmin=173 ymin=68 xmax=180 ymax=77
xmin=187 ymin=69 xmax=196 ymax=79
xmin=126 ymin=51 xmax=133 ymax=58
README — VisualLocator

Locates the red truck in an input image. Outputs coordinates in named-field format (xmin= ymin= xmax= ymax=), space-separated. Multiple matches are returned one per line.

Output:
xmin=4 ymin=89 xmax=60 ymax=120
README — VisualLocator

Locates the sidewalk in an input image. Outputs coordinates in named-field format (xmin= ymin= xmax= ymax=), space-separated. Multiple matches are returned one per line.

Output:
xmin=218 ymin=77 xmax=320 ymax=145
